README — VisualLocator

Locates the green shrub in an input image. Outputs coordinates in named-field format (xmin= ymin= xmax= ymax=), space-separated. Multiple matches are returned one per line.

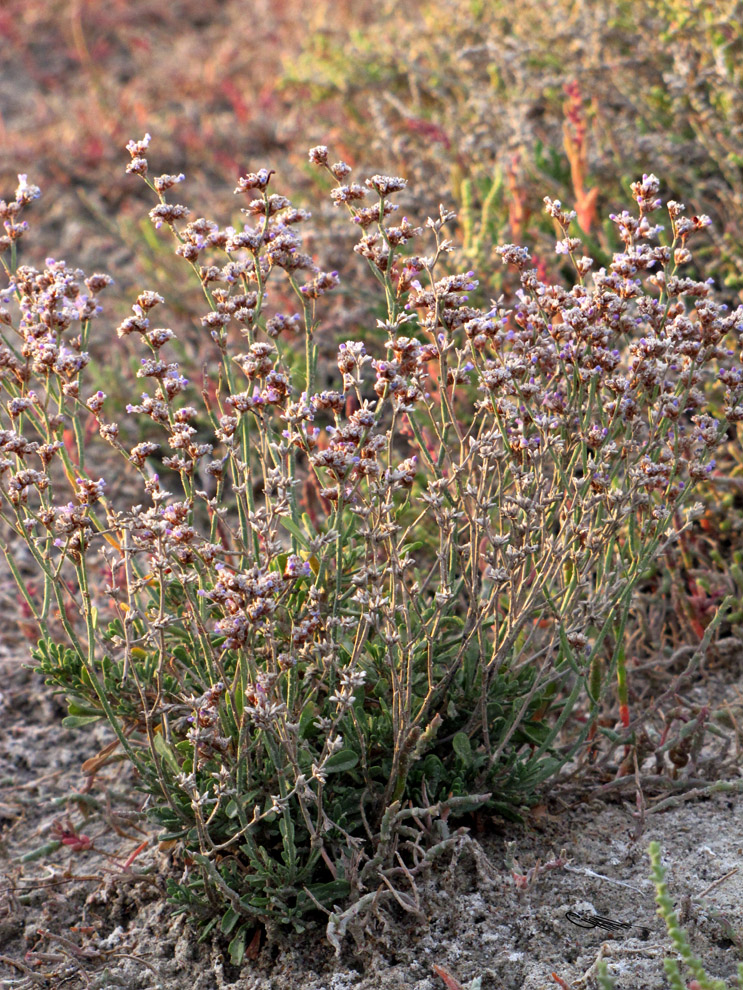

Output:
xmin=0 ymin=140 xmax=740 ymax=957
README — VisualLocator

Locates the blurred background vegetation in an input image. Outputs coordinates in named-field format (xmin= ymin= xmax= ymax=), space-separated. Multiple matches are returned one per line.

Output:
xmin=3 ymin=0 xmax=743 ymax=299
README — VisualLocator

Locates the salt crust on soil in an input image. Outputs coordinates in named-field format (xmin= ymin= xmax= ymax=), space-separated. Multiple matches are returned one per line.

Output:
xmin=1 ymin=642 xmax=741 ymax=990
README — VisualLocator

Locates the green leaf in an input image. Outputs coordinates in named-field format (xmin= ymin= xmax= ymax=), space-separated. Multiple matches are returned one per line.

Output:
xmin=221 ymin=906 xmax=241 ymax=936
xmin=67 ymin=702 xmax=104 ymax=717
xmin=298 ymin=702 xmax=317 ymax=739
xmin=279 ymin=516 xmax=310 ymax=549
xmin=153 ymin=732 xmax=181 ymax=774
xmin=301 ymin=512 xmax=318 ymax=537
xmin=197 ymin=918 xmax=218 ymax=943
xmin=529 ymin=757 xmax=563 ymax=786
xmin=489 ymin=800 xmax=524 ymax=823
xmin=302 ymin=879 xmax=351 ymax=906
xmin=172 ymin=645 xmax=190 ymax=664
xmin=323 ymin=749 xmax=359 ymax=773
xmin=279 ymin=814 xmax=296 ymax=870
xmin=62 ymin=714 xmax=103 ymax=727
xmin=228 ymin=925 xmax=248 ymax=966
xmin=421 ymin=754 xmax=446 ymax=799
xmin=516 ymin=721 xmax=550 ymax=746
xmin=157 ymin=829 xmax=190 ymax=841
xmin=452 ymin=731 xmax=472 ymax=765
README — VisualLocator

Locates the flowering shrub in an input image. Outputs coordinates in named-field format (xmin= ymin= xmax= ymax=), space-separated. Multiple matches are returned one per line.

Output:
xmin=0 ymin=139 xmax=740 ymax=957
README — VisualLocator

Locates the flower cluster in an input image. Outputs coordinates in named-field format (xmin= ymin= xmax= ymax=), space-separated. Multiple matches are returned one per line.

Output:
xmin=0 ymin=174 xmax=41 ymax=251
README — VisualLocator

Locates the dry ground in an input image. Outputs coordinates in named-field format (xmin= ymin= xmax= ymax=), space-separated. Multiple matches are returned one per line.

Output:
xmin=1 ymin=629 xmax=742 ymax=990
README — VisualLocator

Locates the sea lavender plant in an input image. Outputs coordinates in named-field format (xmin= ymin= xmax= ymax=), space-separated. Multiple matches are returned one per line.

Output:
xmin=0 ymin=142 xmax=741 ymax=957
